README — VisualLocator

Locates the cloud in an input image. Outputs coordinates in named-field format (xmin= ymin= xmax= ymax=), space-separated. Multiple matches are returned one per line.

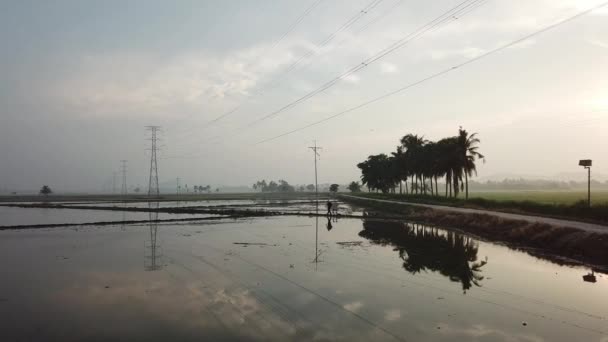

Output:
xmin=430 ymin=46 xmax=486 ymax=61
xmin=587 ymin=38 xmax=608 ymax=49
xmin=380 ymin=63 xmax=398 ymax=74
xmin=342 ymin=74 xmax=361 ymax=84
xmin=43 ymin=40 xmax=313 ymax=117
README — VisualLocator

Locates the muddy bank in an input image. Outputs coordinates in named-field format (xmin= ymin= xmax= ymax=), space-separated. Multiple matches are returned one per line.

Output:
xmin=0 ymin=216 xmax=237 ymax=230
xmin=341 ymin=196 xmax=608 ymax=269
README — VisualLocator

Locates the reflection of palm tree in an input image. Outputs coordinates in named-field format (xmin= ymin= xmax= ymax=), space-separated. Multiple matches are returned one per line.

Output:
xmin=359 ymin=220 xmax=487 ymax=292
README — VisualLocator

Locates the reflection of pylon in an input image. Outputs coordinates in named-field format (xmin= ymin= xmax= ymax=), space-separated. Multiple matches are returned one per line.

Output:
xmin=146 ymin=126 xmax=161 ymax=197
xmin=145 ymin=202 xmax=163 ymax=271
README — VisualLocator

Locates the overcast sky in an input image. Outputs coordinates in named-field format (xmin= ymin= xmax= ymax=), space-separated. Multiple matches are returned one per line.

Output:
xmin=1 ymin=0 xmax=607 ymax=192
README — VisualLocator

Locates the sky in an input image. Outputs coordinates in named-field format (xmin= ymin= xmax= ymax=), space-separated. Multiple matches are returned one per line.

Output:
xmin=1 ymin=0 xmax=607 ymax=193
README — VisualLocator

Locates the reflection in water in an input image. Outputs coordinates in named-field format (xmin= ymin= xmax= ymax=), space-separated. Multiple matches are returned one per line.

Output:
xmin=359 ymin=219 xmax=487 ymax=292
xmin=145 ymin=202 xmax=162 ymax=271
xmin=583 ymin=271 xmax=597 ymax=283
xmin=120 ymin=201 xmax=127 ymax=231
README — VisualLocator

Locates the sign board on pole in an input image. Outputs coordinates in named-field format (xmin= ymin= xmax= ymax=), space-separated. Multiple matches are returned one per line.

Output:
xmin=579 ymin=160 xmax=592 ymax=167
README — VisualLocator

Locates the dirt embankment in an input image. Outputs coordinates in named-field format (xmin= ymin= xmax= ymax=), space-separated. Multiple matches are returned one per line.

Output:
xmin=342 ymin=196 xmax=608 ymax=269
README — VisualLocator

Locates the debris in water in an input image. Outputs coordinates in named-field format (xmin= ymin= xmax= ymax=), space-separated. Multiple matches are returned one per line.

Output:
xmin=104 ymin=285 xmax=110 ymax=289
xmin=289 ymin=264 xmax=294 ymax=269
xmin=522 ymin=322 xmax=528 ymax=326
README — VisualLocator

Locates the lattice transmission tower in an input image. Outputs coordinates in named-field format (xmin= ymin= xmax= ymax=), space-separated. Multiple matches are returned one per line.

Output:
xmin=146 ymin=126 xmax=161 ymax=197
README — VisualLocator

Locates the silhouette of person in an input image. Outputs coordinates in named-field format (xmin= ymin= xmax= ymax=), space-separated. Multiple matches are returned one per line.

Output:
xmin=326 ymin=201 xmax=332 ymax=216
xmin=326 ymin=217 xmax=333 ymax=231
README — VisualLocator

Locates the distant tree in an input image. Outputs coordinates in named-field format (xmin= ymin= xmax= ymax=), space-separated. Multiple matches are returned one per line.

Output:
xmin=347 ymin=181 xmax=361 ymax=193
xmin=329 ymin=184 xmax=339 ymax=193
xmin=267 ymin=181 xmax=278 ymax=192
xmin=216 ymin=188 xmax=219 ymax=192
xmin=299 ymin=185 xmax=305 ymax=192
xmin=306 ymin=184 xmax=315 ymax=192
xmin=278 ymin=180 xmax=295 ymax=192
xmin=134 ymin=187 xmax=141 ymax=193
xmin=39 ymin=185 xmax=52 ymax=196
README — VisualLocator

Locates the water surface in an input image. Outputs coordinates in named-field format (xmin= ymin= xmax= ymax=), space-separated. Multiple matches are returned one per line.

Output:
xmin=0 ymin=214 xmax=606 ymax=341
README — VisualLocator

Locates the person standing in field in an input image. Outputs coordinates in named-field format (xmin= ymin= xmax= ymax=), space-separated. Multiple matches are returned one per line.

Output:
xmin=326 ymin=200 xmax=332 ymax=216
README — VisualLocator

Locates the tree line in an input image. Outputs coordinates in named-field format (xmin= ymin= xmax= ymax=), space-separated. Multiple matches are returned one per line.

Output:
xmin=253 ymin=180 xmax=298 ymax=193
xmin=357 ymin=127 xmax=484 ymax=199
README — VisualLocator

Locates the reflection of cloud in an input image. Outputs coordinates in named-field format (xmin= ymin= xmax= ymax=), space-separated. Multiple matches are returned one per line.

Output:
xmin=439 ymin=323 xmax=544 ymax=342
xmin=51 ymin=271 xmax=298 ymax=340
xmin=343 ymin=301 xmax=363 ymax=312
xmin=384 ymin=309 xmax=401 ymax=321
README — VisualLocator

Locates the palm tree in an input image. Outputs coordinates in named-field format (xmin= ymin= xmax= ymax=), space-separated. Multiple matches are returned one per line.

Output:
xmin=457 ymin=127 xmax=485 ymax=199
xmin=400 ymin=134 xmax=427 ymax=194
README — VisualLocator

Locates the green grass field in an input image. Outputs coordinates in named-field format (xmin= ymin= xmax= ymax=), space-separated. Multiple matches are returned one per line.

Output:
xmin=467 ymin=191 xmax=608 ymax=205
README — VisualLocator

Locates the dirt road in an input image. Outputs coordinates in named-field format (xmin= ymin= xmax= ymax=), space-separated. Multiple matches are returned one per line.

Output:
xmin=341 ymin=195 xmax=608 ymax=234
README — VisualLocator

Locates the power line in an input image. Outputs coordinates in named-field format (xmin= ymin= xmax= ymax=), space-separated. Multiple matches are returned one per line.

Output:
xmin=165 ymin=0 xmax=325 ymax=139
xmin=165 ymin=0 xmax=487 ymax=156
xmin=245 ymin=0 xmax=486 ymax=127
xmin=267 ymin=0 xmax=325 ymax=53
xmin=191 ymin=0 xmax=385 ymax=131
xmin=292 ymin=0 xmax=407 ymax=77
xmin=146 ymin=126 xmax=161 ymax=197
xmin=254 ymin=1 xmax=608 ymax=144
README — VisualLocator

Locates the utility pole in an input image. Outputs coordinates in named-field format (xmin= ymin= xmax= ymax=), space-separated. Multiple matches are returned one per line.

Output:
xmin=308 ymin=141 xmax=322 ymax=268
xmin=120 ymin=160 xmax=128 ymax=196
xmin=176 ymin=177 xmax=180 ymax=196
xmin=579 ymin=159 xmax=592 ymax=207
xmin=146 ymin=126 xmax=161 ymax=197
xmin=308 ymin=141 xmax=322 ymax=203
xmin=588 ymin=167 xmax=591 ymax=207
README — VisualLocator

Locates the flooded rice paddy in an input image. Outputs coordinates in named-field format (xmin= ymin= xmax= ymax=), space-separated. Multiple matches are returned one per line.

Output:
xmin=0 ymin=199 xmax=606 ymax=341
